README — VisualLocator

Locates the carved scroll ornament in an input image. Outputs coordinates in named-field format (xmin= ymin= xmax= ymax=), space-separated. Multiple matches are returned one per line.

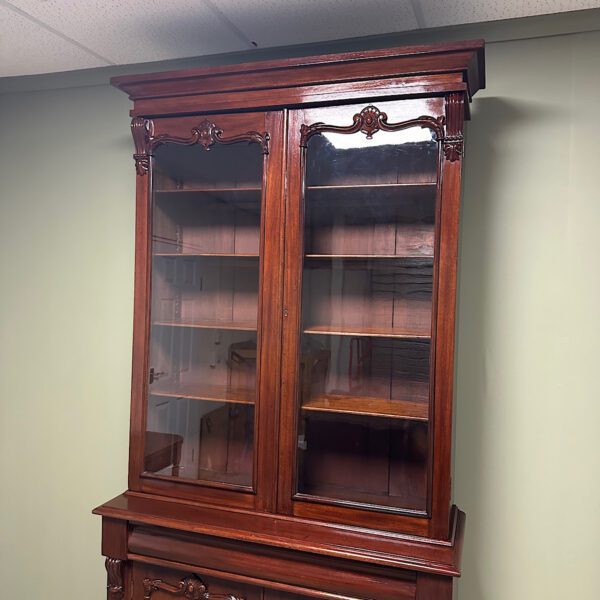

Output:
xmin=442 ymin=93 xmax=465 ymax=162
xmin=105 ymin=558 xmax=124 ymax=600
xmin=299 ymin=102 xmax=465 ymax=162
xmin=131 ymin=118 xmax=152 ymax=176
xmin=300 ymin=104 xmax=445 ymax=147
xmin=131 ymin=117 xmax=270 ymax=175
xmin=143 ymin=574 xmax=243 ymax=600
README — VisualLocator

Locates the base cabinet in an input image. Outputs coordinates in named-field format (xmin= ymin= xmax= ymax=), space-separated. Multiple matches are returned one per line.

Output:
xmin=119 ymin=559 xmax=422 ymax=600
xmin=102 ymin=518 xmax=458 ymax=600
xmin=110 ymin=557 xmax=452 ymax=600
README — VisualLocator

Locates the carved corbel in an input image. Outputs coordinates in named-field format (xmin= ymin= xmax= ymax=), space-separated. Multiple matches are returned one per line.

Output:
xmin=105 ymin=558 xmax=124 ymax=600
xmin=143 ymin=574 xmax=243 ymax=600
xmin=131 ymin=117 xmax=153 ymax=175
xmin=442 ymin=93 xmax=465 ymax=162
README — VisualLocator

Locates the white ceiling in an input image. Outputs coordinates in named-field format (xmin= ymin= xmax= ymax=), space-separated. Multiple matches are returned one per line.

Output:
xmin=1 ymin=0 xmax=599 ymax=77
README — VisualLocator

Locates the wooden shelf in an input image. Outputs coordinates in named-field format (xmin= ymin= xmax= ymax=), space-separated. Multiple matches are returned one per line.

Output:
xmin=150 ymin=382 xmax=255 ymax=405
xmin=147 ymin=467 xmax=253 ymax=488
xmin=303 ymin=324 xmax=430 ymax=339
xmin=305 ymin=254 xmax=432 ymax=259
xmin=297 ymin=482 xmax=426 ymax=512
xmin=302 ymin=392 xmax=429 ymax=421
xmin=154 ymin=252 xmax=259 ymax=258
xmin=153 ymin=320 xmax=257 ymax=332
xmin=155 ymin=187 xmax=262 ymax=193
xmin=306 ymin=182 xmax=436 ymax=191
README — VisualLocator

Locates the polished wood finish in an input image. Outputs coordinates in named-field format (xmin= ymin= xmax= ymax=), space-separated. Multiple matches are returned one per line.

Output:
xmin=97 ymin=40 xmax=484 ymax=600
xmin=128 ymin=532 xmax=418 ymax=600
xmin=112 ymin=40 xmax=484 ymax=117
xmin=97 ymin=494 xmax=465 ymax=574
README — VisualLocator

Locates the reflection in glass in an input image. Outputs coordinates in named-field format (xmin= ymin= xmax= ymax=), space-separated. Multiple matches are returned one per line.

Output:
xmin=144 ymin=140 xmax=263 ymax=488
xmin=296 ymin=125 xmax=438 ymax=512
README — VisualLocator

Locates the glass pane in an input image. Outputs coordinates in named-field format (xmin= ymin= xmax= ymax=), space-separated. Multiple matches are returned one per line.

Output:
xmin=296 ymin=125 xmax=437 ymax=512
xmin=145 ymin=140 xmax=263 ymax=488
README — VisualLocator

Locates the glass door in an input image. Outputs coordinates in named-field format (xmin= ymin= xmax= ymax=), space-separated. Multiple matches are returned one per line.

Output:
xmin=139 ymin=114 xmax=275 ymax=499
xmin=280 ymin=100 xmax=445 ymax=528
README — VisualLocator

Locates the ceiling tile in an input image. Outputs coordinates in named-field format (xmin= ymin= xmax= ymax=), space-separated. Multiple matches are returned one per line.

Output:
xmin=216 ymin=0 xmax=420 ymax=48
xmin=6 ymin=0 xmax=251 ymax=65
xmin=4 ymin=0 xmax=600 ymax=77
xmin=417 ymin=0 xmax=600 ymax=29
xmin=0 ymin=3 xmax=108 ymax=76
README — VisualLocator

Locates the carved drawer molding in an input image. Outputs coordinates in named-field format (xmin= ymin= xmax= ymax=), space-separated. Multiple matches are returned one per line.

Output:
xmin=143 ymin=574 xmax=243 ymax=600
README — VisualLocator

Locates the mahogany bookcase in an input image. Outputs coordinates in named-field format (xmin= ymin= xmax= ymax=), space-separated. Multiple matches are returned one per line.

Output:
xmin=94 ymin=39 xmax=485 ymax=600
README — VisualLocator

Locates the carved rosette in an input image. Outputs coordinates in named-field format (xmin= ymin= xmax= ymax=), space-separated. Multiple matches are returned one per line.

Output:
xmin=105 ymin=558 xmax=124 ymax=600
xmin=143 ymin=575 xmax=243 ymax=600
xmin=300 ymin=104 xmax=445 ymax=147
xmin=359 ymin=105 xmax=384 ymax=138
xmin=194 ymin=120 xmax=224 ymax=150
xmin=130 ymin=118 xmax=270 ymax=175
xmin=442 ymin=93 xmax=465 ymax=162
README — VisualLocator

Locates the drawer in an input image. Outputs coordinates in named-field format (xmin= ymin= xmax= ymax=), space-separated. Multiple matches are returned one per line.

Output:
xmin=129 ymin=526 xmax=417 ymax=600
xmin=132 ymin=563 xmax=262 ymax=600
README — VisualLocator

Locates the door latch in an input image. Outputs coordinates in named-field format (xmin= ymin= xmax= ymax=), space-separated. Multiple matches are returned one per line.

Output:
xmin=149 ymin=368 xmax=167 ymax=384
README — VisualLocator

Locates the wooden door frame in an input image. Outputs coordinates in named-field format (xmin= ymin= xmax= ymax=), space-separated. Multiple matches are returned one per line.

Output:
xmin=127 ymin=110 xmax=286 ymax=511
xmin=277 ymin=94 xmax=465 ymax=539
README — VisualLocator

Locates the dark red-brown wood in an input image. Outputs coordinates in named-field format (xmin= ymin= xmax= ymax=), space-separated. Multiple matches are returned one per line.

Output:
xmin=97 ymin=39 xmax=485 ymax=600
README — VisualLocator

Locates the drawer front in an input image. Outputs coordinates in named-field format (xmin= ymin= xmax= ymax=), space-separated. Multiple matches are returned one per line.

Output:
xmin=131 ymin=559 xmax=418 ymax=600
xmin=129 ymin=526 xmax=417 ymax=600
xmin=132 ymin=563 xmax=262 ymax=600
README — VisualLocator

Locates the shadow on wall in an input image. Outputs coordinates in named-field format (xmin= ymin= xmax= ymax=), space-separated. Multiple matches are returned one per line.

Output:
xmin=454 ymin=94 xmax=563 ymax=600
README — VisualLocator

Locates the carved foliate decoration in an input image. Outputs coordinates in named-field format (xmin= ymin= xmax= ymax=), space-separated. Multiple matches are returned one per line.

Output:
xmin=300 ymin=104 xmax=445 ymax=147
xmin=130 ymin=117 xmax=270 ymax=175
xmin=131 ymin=118 xmax=153 ymax=175
xmin=442 ymin=93 xmax=465 ymax=162
xmin=442 ymin=135 xmax=463 ymax=162
xmin=196 ymin=120 xmax=221 ymax=149
xmin=299 ymin=99 xmax=467 ymax=162
xmin=105 ymin=558 xmax=124 ymax=600
xmin=359 ymin=105 xmax=384 ymax=138
xmin=143 ymin=575 xmax=243 ymax=600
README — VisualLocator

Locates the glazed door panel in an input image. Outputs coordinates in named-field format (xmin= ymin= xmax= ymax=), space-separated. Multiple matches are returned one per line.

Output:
xmin=131 ymin=111 xmax=284 ymax=509
xmin=279 ymin=99 xmax=447 ymax=534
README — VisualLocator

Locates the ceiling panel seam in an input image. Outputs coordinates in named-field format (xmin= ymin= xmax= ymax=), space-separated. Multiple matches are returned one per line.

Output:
xmin=203 ymin=0 xmax=256 ymax=49
xmin=408 ymin=0 xmax=426 ymax=29
xmin=0 ymin=0 xmax=115 ymax=66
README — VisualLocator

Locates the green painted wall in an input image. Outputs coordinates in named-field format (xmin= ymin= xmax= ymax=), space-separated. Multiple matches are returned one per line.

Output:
xmin=455 ymin=29 xmax=600 ymax=599
xmin=1 ymin=12 xmax=599 ymax=600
